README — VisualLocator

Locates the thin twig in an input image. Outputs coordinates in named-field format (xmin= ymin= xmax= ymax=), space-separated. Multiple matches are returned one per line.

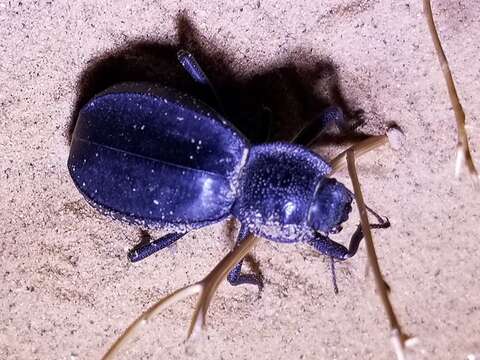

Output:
xmin=330 ymin=135 xmax=388 ymax=173
xmin=346 ymin=150 xmax=413 ymax=359
xmin=330 ymin=127 xmax=404 ymax=174
xmin=102 ymin=285 xmax=202 ymax=360
xmin=102 ymin=234 xmax=259 ymax=359
xmin=187 ymin=234 xmax=259 ymax=337
xmin=423 ymin=0 xmax=479 ymax=187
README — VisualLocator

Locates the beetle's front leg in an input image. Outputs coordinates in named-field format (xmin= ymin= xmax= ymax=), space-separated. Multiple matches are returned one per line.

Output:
xmin=309 ymin=215 xmax=389 ymax=293
xmin=308 ymin=233 xmax=350 ymax=260
xmin=309 ymin=212 xmax=389 ymax=261
xmin=227 ymin=224 xmax=263 ymax=290
xmin=308 ymin=233 xmax=349 ymax=294
xmin=345 ymin=212 xmax=390 ymax=259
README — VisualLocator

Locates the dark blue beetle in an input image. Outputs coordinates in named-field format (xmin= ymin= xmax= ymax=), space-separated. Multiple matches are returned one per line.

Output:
xmin=68 ymin=50 xmax=388 ymax=288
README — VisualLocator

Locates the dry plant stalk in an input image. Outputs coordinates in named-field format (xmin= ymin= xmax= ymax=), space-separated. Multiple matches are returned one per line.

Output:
xmin=329 ymin=127 xmax=404 ymax=173
xmin=346 ymin=150 xmax=413 ymax=360
xmin=330 ymin=135 xmax=388 ymax=173
xmin=102 ymin=234 xmax=259 ymax=360
xmin=102 ymin=127 xmax=405 ymax=359
xmin=423 ymin=0 xmax=479 ymax=186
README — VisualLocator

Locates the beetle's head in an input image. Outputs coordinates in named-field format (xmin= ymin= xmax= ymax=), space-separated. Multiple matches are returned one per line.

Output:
xmin=307 ymin=178 xmax=353 ymax=234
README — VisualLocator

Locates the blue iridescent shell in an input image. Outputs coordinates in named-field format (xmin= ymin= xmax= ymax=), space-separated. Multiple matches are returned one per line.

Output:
xmin=68 ymin=83 xmax=248 ymax=230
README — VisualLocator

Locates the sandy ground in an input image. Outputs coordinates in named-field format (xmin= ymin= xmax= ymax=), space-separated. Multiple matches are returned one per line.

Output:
xmin=1 ymin=1 xmax=479 ymax=359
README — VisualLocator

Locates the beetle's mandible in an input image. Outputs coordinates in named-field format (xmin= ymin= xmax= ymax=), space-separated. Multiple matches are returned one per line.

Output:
xmin=68 ymin=50 xmax=389 ymax=289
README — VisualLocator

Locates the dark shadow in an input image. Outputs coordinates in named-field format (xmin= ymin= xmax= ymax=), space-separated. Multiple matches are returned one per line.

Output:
xmin=67 ymin=13 xmax=367 ymax=146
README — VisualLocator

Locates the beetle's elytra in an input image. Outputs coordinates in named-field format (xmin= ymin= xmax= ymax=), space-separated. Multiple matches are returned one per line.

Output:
xmin=68 ymin=50 xmax=388 ymax=288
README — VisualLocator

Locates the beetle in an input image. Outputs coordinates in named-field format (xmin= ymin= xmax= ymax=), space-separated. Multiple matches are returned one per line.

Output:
xmin=68 ymin=50 xmax=389 ymax=289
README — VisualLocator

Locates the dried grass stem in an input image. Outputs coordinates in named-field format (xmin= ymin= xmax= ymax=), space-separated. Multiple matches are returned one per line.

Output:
xmin=102 ymin=235 xmax=259 ymax=359
xmin=423 ymin=0 xmax=478 ymax=185
xmin=346 ymin=150 xmax=410 ymax=359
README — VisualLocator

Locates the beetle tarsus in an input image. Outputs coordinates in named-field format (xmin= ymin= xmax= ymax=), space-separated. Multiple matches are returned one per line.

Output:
xmin=226 ymin=224 xmax=263 ymax=290
xmin=346 ymin=217 xmax=390 ymax=258
xmin=308 ymin=211 xmax=389 ymax=292
xmin=227 ymin=260 xmax=264 ymax=290
xmin=128 ymin=232 xmax=186 ymax=262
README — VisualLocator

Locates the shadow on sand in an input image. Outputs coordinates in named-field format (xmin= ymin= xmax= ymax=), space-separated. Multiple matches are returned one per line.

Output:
xmin=67 ymin=13 xmax=368 ymax=147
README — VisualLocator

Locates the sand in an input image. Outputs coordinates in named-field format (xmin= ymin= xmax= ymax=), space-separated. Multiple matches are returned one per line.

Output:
xmin=1 ymin=1 xmax=479 ymax=359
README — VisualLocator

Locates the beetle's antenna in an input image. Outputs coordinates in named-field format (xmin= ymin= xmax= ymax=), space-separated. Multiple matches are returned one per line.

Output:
xmin=346 ymin=149 xmax=417 ymax=359
xmin=329 ymin=257 xmax=339 ymax=294
xmin=423 ymin=0 xmax=479 ymax=188
xmin=101 ymin=234 xmax=259 ymax=359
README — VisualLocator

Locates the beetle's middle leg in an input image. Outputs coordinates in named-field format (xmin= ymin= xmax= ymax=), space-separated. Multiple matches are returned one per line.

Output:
xmin=227 ymin=224 xmax=264 ymax=290
xmin=310 ymin=205 xmax=389 ymax=258
xmin=291 ymin=105 xmax=344 ymax=146
xmin=128 ymin=232 xmax=186 ymax=263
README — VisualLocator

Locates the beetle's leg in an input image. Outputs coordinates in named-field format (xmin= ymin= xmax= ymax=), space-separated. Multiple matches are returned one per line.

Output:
xmin=177 ymin=50 xmax=224 ymax=113
xmin=309 ymin=213 xmax=389 ymax=261
xmin=309 ymin=214 xmax=389 ymax=293
xmin=128 ymin=232 xmax=186 ymax=263
xmin=227 ymin=224 xmax=263 ymax=290
xmin=308 ymin=234 xmax=351 ymax=294
xmin=346 ymin=216 xmax=390 ymax=258
xmin=308 ymin=233 xmax=351 ymax=260
xmin=290 ymin=105 xmax=344 ymax=145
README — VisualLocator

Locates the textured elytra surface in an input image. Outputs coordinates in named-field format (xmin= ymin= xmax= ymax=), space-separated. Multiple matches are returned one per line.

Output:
xmin=1 ymin=1 xmax=480 ymax=360
xmin=69 ymin=84 xmax=248 ymax=229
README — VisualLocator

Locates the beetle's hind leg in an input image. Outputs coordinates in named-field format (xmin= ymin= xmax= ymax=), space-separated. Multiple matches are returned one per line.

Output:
xmin=290 ymin=105 xmax=344 ymax=145
xmin=227 ymin=224 xmax=264 ymax=290
xmin=128 ymin=231 xmax=186 ymax=263
xmin=177 ymin=50 xmax=224 ymax=113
